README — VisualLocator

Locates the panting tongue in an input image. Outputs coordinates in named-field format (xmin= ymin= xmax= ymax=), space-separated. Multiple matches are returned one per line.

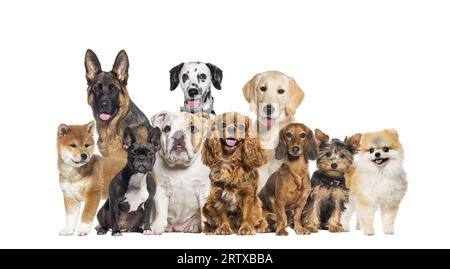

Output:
xmin=262 ymin=118 xmax=273 ymax=127
xmin=188 ymin=100 xmax=201 ymax=110
xmin=99 ymin=113 xmax=111 ymax=121
xmin=226 ymin=138 xmax=237 ymax=147
xmin=375 ymin=159 xmax=384 ymax=165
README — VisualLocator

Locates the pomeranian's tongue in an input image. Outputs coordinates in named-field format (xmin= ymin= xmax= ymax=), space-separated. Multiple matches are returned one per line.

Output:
xmin=262 ymin=118 xmax=273 ymax=127
xmin=99 ymin=113 xmax=111 ymax=121
xmin=375 ymin=158 xmax=383 ymax=164
xmin=187 ymin=100 xmax=201 ymax=110
xmin=226 ymin=138 xmax=237 ymax=147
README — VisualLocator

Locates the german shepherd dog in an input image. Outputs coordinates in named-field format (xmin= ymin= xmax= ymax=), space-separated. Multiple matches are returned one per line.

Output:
xmin=85 ymin=49 xmax=151 ymax=161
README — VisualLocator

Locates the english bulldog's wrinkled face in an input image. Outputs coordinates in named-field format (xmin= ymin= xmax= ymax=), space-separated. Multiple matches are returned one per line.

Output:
xmin=151 ymin=111 xmax=210 ymax=167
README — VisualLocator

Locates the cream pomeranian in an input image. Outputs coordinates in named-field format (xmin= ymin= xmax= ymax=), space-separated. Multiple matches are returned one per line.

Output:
xmin=341 ymin=129 xmax=407 ymax=235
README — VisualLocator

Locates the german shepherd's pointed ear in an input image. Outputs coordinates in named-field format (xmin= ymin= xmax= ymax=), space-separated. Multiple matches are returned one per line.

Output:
xmin=345 ymin=133 xmax=362 ymax=154
xmin=86 ymin=121 xmax=95 ymax=135
xmin=112 ymin=50 xmax=129 ymax=85
xmin=58 ymin=124 xmax=70 ymax=136
xmin=285 ymin=77 xmax=304 ymax=117
xmin=122 ymin=127 xmax=136 ymax=150
xmin=149 ymin=127 xmax=162 ymax=151
xmin=169 ymin=63 xmax=184 ymax=91
xmin=85 ymin=49 xmax=102 ymax=84
xmin=304 ymin=129 xmax=318 ymax=161
xmin=206 ymin=63 xmax=223 ymax=90
xmin=275 ymin=129 xmax=287 ymax=160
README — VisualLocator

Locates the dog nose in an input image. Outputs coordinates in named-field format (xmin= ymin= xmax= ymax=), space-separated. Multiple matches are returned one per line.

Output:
xmin=263 ymin=104 xmax=274 ymax=116
xmin=292 ymin=146 xmax=300 ymax=152
xmin=375 ymin=152 xmax=381 ymax=158
xmin=139 ymin=155 xmax=146 ymax=161
xmin=80 ymin=154 xmax=87 ymax=161
xmin=188 ymin=88 xmax=199 ymax=97
xmin=100 ymin=101 xmax=109 ymax=109
xmin=331 ymin=163 xmax=338 ymax=170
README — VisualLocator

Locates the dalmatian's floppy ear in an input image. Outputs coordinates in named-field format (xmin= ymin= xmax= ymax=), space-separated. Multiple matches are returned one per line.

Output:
xmin=206 ymin=63 xmax=223 ymax=90
xmin=169 ymin=63 xmax=184 ymax=91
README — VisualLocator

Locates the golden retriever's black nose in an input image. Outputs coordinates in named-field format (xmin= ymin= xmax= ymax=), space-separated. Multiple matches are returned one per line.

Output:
xmin=331 ymin=163 xmax=338 ymax=170
xmin=264 ymin=104 xmax=274 ymax=115
xmin=188 ymin=88 xmax=199 ymax=97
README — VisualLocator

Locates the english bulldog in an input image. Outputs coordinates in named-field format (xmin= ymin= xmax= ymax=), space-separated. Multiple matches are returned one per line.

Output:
xmin=150 ymin=111 xmax=211 ymax=234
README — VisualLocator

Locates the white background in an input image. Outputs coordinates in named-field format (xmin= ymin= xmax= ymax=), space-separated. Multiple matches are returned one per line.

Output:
xmin=0 ymin=0 xmax=449 ymax=249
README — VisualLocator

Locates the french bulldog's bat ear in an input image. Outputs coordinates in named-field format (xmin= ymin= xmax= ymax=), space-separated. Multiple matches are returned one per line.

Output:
xmin=315 ymin=128 xmax=329 ymax=143
xmin=112 ymin=50 xmax=129 ymax=85
xmin=86 ymin=121 xmax=95 ymax=135
xmin=85 ymin=49 xmax=102 ymax=84
xmin=58 ymin=124 xmax=70 ymax=136
xmin=151 ymin=111 xmax=170 ymax=129
xmin=149 ymin=127 xmax=162 ymax=151
xmin=206 ymin=63 xmax=223 ymax=90
xmin=169 ymin=63 xmax=184 ymax=91
xmin=122 ymin=127 xmax=136 ymax=150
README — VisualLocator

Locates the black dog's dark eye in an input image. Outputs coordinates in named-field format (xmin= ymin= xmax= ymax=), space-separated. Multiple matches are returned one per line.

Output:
xmin=163 ymin=125 xmax=171 ymax=133
xmin=369 ymin=148 xmax=375 ymax=153
xmin=326 ymin=152 xmax=331 ymax=157
xmin=109 ymin=85 xmax=119 ymax=94
xmin=85 ymin=144 xmax=90 ymax=148
xmin=299 ymin=132 xmax=306 ymax=139
xmin=182 ymin=73 xmax=189 ymax=83
xmin=199 ymin=73 xmax=207 ymax=80
xmin=278 ymin=89 xmax=285 ymax=94
xmin=383 ymin=147 xmax=389 ymax=152
xmin=190 ymin=124 xmax=198 ymax=134
xmin=260 ymin=86 xmax=267 ymax=92
xmin=70 ymin=144 xmax=76 ymax=148
xmin=93 ymin=84 xmax=102 ymax=93
xmin=286 ymin=132 xmax=293 ymax=139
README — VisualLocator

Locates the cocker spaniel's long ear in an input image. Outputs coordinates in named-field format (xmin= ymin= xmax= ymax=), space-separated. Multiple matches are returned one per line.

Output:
xmin=285 ymin=77 xmax=304 ymax=117
xmin=275 ymin=129 xmax=287 ymax=160
xmin=304 ymin=129 xmax=318 ymax=161
xmin=243 ymin=116 xmax=267 ymax=167
xmin=202 ymin=137 xmax=223 ymax=167
xmin=242 ymin=73 xmax=260 ymax=113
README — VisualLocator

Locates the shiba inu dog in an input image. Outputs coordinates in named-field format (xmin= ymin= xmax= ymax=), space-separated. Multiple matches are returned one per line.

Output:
xmin=57 ymin=121 xmax=123 ymax=236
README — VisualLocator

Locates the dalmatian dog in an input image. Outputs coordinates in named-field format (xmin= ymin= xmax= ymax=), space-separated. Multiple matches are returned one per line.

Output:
xmin=150 ymin=111 xmax=211 ymax=234
xmin=169 ymin=62 xmax=223 ymax=115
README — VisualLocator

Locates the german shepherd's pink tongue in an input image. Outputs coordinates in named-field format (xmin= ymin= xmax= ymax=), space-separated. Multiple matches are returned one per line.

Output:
xmin=187 ymin=100 xmax=200 ymax=110
xmin=225 ymin=138 xmax=236 ymax=147
xmin=99 ymin=113 xmax=111 ymax=121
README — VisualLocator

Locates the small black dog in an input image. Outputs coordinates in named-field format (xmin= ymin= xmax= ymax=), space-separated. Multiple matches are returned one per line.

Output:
xmin=96 ymin=125 xmax=161 ymax=236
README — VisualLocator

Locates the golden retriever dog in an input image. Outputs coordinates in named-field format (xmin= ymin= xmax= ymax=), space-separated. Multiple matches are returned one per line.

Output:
xmin=242 ymin=71 xmax=305 ymax=191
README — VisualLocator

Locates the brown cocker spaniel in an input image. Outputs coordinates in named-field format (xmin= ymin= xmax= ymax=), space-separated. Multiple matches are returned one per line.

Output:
xmin=202 ymin=112 xmax=268 ymax=235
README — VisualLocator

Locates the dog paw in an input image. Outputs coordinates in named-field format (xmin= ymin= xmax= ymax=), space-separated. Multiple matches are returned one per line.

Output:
xmin=76 ymin=223 xmax=91 ymax=236
xmin=306 ymin=225 xmax=319 ymax=233
xmin=275 ymin=228 xmax=289 ymax=236
xmin=238 ymin=224 xmax=256 ymax=235
xmin=97 ymin=229 xmax=107 ymax=235
xmin=143 ymin=229 xmax=152 ymax=235
xmin=295 ymin=227 xmax=310 ymax=235
xmin=383 ymin=226 xmax=395 ymax=235
xmin=363 ymin=229 xmax=375 ymax=236
xmin=329 ymin=225 xmax=345 ymax=233
xmin=59 ymin=227 xmax=75 ymax=236
xmin=216 ymin=224 xmax=233 ymax=235
xmin=112 ymin=231 xmax=122 ymax=237
xmin=150 ymin=224 xmax=166 ymax=235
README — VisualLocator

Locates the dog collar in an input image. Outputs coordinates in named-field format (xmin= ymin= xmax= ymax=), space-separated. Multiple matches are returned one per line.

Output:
xmin=312 ymin=171 xmax=347 ymax=189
